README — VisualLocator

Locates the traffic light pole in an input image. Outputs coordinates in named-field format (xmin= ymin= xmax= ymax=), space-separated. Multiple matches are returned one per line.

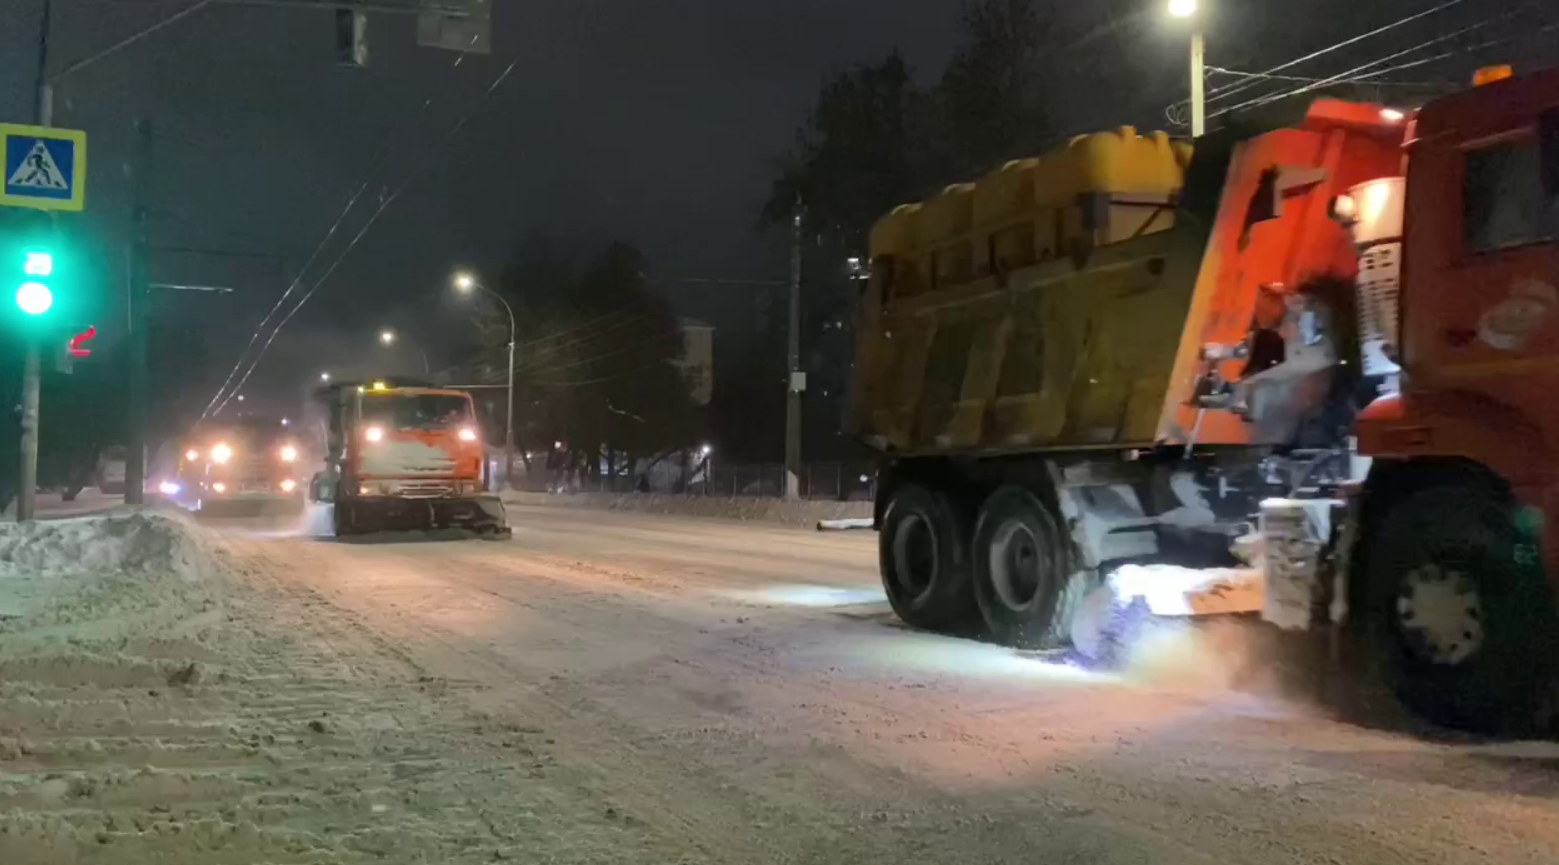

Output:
xmin=15 ymin=0 xmax=54 ymax=522
xmin=124 ymin=120 xmax=153 ymax=506
xmin=16 ymin=343 xmax=40 ymax=521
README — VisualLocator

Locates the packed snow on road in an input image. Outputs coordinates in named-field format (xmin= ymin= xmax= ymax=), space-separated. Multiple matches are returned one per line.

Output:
xmin=2 ymin=506 xmax=1557 ymax=864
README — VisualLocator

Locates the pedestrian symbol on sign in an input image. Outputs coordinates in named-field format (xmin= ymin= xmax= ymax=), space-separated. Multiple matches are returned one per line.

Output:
xmin=7 ymin=141 xmax=69 ymax=191
xmin=0 ymin=124 xmax=86 ymax=212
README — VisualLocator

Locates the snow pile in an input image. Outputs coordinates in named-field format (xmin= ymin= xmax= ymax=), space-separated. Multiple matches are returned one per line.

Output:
xmin=0 ymin=512 xmax=222 ymax=644
xmin=0 ymin=511 xmax=215 ymax=581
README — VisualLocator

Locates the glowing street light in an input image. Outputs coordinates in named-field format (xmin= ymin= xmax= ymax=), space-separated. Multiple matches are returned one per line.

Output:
xmin=451 ymin=270 xmax=516 ymax=488
xmin=319 ymin=371 xmax=331 ymax=382
xmin=379 ymin=329 xmax=396 ymax=346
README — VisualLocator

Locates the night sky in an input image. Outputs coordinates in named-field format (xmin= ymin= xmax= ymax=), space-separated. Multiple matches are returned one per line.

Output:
xmin=0 ymin=0 xmax=1548 ymax=422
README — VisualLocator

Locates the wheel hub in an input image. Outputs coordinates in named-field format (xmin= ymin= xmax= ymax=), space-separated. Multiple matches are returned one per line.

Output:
xmin=1396 ymin=563 xmax=1484 ymax=666
xmin=989 ymin=521 xmax=1042 ymax=611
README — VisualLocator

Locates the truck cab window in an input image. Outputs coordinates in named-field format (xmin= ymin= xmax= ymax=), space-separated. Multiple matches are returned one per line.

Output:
xmin=1462 ymin=132 xmax=1558 ymax=253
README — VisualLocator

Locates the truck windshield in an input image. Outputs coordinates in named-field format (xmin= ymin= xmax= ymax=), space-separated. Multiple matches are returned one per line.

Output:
xmin=364 ymin=394 xmax=472 ymax=430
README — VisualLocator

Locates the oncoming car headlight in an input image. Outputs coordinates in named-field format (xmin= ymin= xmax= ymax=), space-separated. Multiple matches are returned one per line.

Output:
xmin=210 ymin=443 xmax=233 ymax=464
xmin=280 ymin=445 xmax=298 ymax=462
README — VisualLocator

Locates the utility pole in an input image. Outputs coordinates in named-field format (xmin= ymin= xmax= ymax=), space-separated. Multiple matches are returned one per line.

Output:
xmin=17 ymin=0 xmax=55 ymax=521
xmin=124 ymin=120 xmax=152 ymax=505
xmin=1189 ymin=30 xmax=1206 ymax=137
xmin=784 ymin=197 xmax=803 ymax=500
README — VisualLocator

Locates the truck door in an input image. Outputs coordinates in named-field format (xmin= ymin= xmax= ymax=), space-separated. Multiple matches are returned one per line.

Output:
xmin=1406 ymin=105 xmax=1559 ymax=391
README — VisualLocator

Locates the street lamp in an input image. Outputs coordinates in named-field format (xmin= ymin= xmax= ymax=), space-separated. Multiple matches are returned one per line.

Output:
xmin=319 ymin=371 xmax=331 ymax=383
xmin=1167 ymin=0 xmax=1205 ymax=137
xmin=376 ymin=329 xmax=430 ymax=375
xmin=452 ymin=271 xmax=516 ymax=489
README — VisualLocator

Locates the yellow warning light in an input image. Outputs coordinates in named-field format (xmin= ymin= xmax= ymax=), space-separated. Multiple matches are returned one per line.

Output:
xmin=1473 ymin=65 xmax=1512 ymax=87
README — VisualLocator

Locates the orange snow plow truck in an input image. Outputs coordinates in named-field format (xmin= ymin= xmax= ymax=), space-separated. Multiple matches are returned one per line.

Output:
xmin=850 ymin=67 xmax=1559 ymax=733
xmin=308 ymin=379 xmax=510 ymax=538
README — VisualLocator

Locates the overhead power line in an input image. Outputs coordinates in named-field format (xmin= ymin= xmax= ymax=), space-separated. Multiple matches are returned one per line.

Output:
xmin=202 ymin=48 xmax=481 ymax=418
xmin=1188 ymin=0 xmax=1472 ymax=110
xmin=1210 ymin=4 xmax=1547 ymax=119
xmin=207 ymin=53 xmax=520 ymax=416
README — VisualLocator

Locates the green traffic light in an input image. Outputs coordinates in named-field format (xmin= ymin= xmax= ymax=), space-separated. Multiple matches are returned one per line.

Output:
xmin=16 ymin=281 xmax=53 ymax=315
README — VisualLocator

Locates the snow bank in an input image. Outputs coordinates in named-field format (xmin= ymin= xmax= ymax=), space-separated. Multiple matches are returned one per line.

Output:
xmin=0 ymin=512 xmax=222 ymax=647
xmin=0 ymin=511 xmax=215 ymax=582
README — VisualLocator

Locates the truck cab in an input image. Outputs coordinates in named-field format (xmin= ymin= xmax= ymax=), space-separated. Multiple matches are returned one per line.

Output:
xmin=171 ymin=416 xmax=306 ymax=512
xmin=311 ymin=379 xmax=508 ymax=537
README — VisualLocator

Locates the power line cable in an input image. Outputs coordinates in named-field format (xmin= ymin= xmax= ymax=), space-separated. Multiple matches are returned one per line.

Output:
xmin=522 ymin=329 xmax=684 ymax=380
xmin=1189 ymin=0 xmax=1472 ymax=110
xmin=203 ymin=49 xmax=477 ymax=417
xmin=208 ymin=54 xmax=520 ymax=415
xmin=1210 ymin=5 xmax=1541 ymax=119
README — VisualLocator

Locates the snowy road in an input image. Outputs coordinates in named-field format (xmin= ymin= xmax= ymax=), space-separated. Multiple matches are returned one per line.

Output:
xmin=8 ymin=504 xmax=1559 ymax=863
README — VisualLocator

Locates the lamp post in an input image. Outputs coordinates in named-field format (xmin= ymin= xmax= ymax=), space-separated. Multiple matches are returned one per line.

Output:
xmin=1168 ymin=0 xmax=1205 ymax=137
xmin=454 ymin=272 xmax=516 ymax=489
xmin=378 ymin=329 xmax=431 ymax=376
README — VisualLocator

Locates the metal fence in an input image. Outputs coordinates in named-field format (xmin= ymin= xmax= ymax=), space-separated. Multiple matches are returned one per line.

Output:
xmin=525 ymin=461 xmax=877 ymax=501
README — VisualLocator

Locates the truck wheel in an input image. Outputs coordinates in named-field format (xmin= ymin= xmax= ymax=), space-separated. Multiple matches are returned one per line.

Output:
xmin=878 ymin=484 xmax=973 ymax=632
xmin=1364 ymin=486 xmax=1559 ymax=734
xmin=973 ymin=485 xmax=1077 ymax=649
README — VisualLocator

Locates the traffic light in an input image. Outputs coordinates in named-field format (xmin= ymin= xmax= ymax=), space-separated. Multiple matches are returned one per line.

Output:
xmin=14 ymin=248 xmax=54 ymax=316
xmin=68 ymin=324 xmax=96 ymax=357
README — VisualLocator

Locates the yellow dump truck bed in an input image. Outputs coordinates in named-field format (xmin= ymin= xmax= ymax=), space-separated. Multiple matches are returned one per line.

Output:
xmin=847 ymin=103 xmax=1405 ymax=456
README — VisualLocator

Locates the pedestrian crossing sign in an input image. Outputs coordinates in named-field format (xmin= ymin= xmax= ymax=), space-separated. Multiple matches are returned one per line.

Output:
xmin=1 ymin=123 xmax=86 ymax=212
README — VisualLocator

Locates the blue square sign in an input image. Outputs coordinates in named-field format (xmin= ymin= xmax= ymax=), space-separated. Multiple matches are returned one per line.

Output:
xmin=0 ymin=123 xmax=87 ymax=212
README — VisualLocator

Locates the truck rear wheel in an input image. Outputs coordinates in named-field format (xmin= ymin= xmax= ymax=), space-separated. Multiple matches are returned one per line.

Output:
xmin=973 ymin=485 xmax=1077 ymax=649
xmin=878 ymin=484 xmax=973 ymax=632
xmin=1364 ymin=486 xmax=1559 ymax=734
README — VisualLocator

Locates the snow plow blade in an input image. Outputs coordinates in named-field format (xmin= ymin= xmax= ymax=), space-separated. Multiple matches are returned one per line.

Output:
xmin=334 ymin=495 xmax=512 ymax=539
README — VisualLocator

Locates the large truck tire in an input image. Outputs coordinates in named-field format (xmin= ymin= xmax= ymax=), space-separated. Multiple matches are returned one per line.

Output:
xmin=1363 ymin=485 xmax=1559 ymax=734
xmin=878 ymin=483 xmax=974 ymax=632
xmin=972 ymin=485 xmax=1081 ymax=650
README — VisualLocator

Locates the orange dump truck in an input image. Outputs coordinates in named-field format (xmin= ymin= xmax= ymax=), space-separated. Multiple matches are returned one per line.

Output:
xmin=309 ymin=379 xmax=510 ymax=538
xmin=850 ymin=67 xmax=1559 ymax=732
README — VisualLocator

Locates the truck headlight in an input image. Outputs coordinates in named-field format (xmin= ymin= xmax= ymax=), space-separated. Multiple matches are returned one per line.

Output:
xmin=364 ymin=426 xmax=384 ymax=443
xmin=458 ymin=427 xmax=478 ymax=442
xmin=280 ymin=445 xmax=298 ymax=462
xmin=184 ymin=448 xmax=200 ymax=462
xmin=211 ymin=443 xmax=233 ymax=464
xmin=280 ymin=478 xmax=297 ymax=493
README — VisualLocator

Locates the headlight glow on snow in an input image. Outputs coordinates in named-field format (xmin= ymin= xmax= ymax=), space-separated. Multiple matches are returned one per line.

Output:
xmin=364 ymin=426 xmax=384 ymax=443
xmin=458 ymin=427 xmax=478 ymax=442
xmin=211 ymin=443 xmax=233 ymax=464
xmin=280 ymin=445 xmax=298 ymax=462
